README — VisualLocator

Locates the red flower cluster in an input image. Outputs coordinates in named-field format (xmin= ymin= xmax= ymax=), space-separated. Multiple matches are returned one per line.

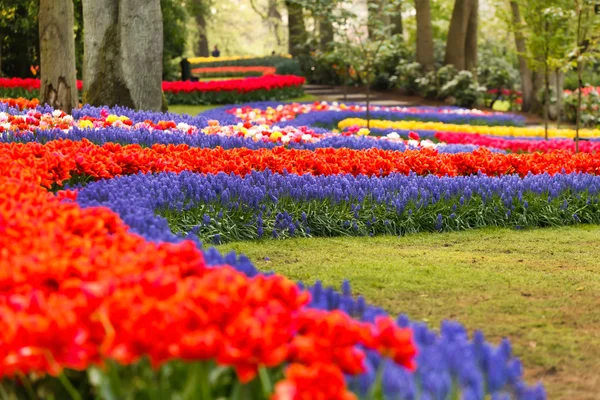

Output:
xmin=0 ymin=77 xmax=83 ymax=91
xmin=273 ymin=363 xmax=358 ymax=400
xmin=0 ymin=150 xmax=416 ymax=395
xmin=191 ymin=66 xmax=277 ymax=76
xmin=0 ymin=97 xmax=40 ymax=110
xmin=3 ymin=140 xmax=600 ymax=189
xmin=162 ymin=75 xmax=305 ymax=94
xmin=487 ymin=89 xmax=522 ymax=97
xmin=435 ymin=131 xmax=600 ymax=153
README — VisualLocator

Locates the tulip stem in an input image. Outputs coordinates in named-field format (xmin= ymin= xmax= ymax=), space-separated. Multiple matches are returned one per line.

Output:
xmin=58 ymin=372 xmax=82 ymax=400
xmin=17 ymin=373 xmax=38 ymax=400
xmin=258 ymin=366 xmax=273 ymax=398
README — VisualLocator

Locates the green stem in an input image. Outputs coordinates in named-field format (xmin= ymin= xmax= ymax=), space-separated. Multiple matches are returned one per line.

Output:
xmin=258 ymin=366 xmax=273 ymax=398
xmin=198 ymin=362 xmax=212 ymax=400
xmin=369 ymin=359 xmax=386 ymax=400
xmin=16 ymin=372 xmax=37 ymax=400
xmin=58 ymin=372 xmax=82 ymax=400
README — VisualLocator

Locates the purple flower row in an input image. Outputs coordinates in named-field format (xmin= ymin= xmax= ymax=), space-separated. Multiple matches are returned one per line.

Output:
xmin=1 ymin=126 xmax=505 ymax=153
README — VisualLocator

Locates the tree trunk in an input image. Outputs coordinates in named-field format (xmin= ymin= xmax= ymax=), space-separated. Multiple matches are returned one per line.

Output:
xmin=196 ymin=10 xmax=209 ymax=57
xmin=444 ymin=0 xmax=473 ymax=71
xmin=285 ymin=0 xmax=306 ymax=57
xmin=555 ymin=69 xmax=563 ymax=128
xmin=39 ymin=0 xmax=78 ymax=113
xmin=464 ymin=0 xmax=478 ymax=72
xmin=268 ymin=0 xmax=283 ymax=46
xmin=414 ymin=0 xmax=435 ymax=71
xmin=82 ymin=0 xmax=163 ymax=111
xmin=510 ymin=1 xmax=534 ymax=112
xmin=319 ymin=19 xmax=334 ymax=51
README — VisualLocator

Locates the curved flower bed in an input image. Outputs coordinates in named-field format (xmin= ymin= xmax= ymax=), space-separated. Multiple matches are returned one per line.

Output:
xmin=191 ymin=66 xmax=277 ymax=78
xmin=0 ymin=105 xmax=504 ymax=154
xmin=0 ymin=97 xmax=40 ymax=110
xmin=0 ymin=78 xmax=84 ymax=99
xmin=339 ymin=118 xmax=600 ymax=139
xmin=0 ymin=102 xmax=562 ymax=399
xmin=0 ymin=77 xmax=305 ymax=105
xmin=4 ymin=140 xmax=600 ymax=189
xmin=204 ymin=101 xmax=526 ymax=127
xmin=77 ymin=170 xmax=600 ymax=244
xmin=162 ymin=75 xmax=305 ymax=105
xmin=0 ymin=145 xmax=547 ymax=399
xmin=434 ymin=131 xmax=600 ymax=153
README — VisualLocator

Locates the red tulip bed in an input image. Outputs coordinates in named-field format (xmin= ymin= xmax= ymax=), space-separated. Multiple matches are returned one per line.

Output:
xmin=0 ymin=99 xmax=573 ymax=399
xmin=0 ymin=76 xmax=306 ymax=106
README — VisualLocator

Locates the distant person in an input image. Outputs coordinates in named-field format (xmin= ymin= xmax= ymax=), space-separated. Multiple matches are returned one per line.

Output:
xmin=271 ymin=51 xmax=276 ymax=56
xmin=211 ymin=45 xmax=220 ymax=58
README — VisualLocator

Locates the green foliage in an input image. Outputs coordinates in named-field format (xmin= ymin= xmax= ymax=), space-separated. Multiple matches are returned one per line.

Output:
xmin=0 ymin=0 xmax=39 ymax=77
xmin=477 ymin=44 xmax=519 ymax=92
xmin=440 ymin=69 xmax=485 ymax=107
xmin=297 ymin=53 xmax=343 ymax=85
xmin=395 ymin=62 xmax=423 ymax=95
xmin=164 ymin=86 xmax=304 ymax=105
xmin=564 ymin=67 xmax=600 ymax=90
xmin=564 ymin=88 xmax=600 ymax=128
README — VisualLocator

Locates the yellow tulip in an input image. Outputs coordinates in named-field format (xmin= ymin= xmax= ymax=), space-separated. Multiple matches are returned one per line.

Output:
xmin=78 ymin=120 xmax=94 ymax=129
xmin=338 ymin=118 xmax=600 ymax=139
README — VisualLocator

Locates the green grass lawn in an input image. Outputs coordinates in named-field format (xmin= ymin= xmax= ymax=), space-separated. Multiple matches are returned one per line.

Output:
xmin=168 ymin=94 xmax=317 ymax=116
xmin=217 ymin=225 xmax=600 ymax=399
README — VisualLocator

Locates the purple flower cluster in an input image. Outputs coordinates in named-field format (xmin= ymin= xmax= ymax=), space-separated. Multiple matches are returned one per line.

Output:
xmin=1 ymin=126 xmax=504 ymax=153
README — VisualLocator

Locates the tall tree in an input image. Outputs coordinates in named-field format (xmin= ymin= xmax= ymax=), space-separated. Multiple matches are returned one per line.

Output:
xmin=189 ymin=0 xmax=209 ymax=57
xmin=38 ymin=0 xmax=78 ymax=113
xmin=444 ymin=0 xmax=478 ymax=71
xmin=82 ymin=0 xmax=163 ymax=111
xmin=285 ymin=0 xmax=307 ymax=56
xmin=414 ymin=0 xmax=435 ymax=71
xmin=464 ymin=0 xmax=478 ymax=72
xmin=509 ymin=1 xmax=533 ymax=112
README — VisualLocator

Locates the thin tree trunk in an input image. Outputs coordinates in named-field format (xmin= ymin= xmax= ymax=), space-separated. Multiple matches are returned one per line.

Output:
xmin=268 ymin=0 xmax=283 ymax=47
xmin=510 ymin=1 xmax=534 ymax=112
xmin=575 ymin=8 xmax=583 ymax=153
xmin=555 ymin=68 xmax=563 ymax=129
xmin=544 ymin=60 xmax=549 ymax=140
xmin=414 ymin=0 xmax=435 ymax=71
xmin=196 ymin=11 xmax=209 ymax=57
xmin=464 ymin=0 xmax=478 ymax=72
xmin=39 ymin=0 xmax=78 ymax=113
xmin=445 ymin=0 xmax=473 ymax=71
xmin=82 ymin=0 xmax=163 ymax=111
xmin=285 ymin=0 xmax=306 ymax=57
xmin=366 ymin=64 xmax=371 ymax=129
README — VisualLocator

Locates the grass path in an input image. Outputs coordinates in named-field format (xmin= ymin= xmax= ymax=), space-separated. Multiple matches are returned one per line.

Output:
xmin=217 ymin=226 xmax=600 ymax=399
